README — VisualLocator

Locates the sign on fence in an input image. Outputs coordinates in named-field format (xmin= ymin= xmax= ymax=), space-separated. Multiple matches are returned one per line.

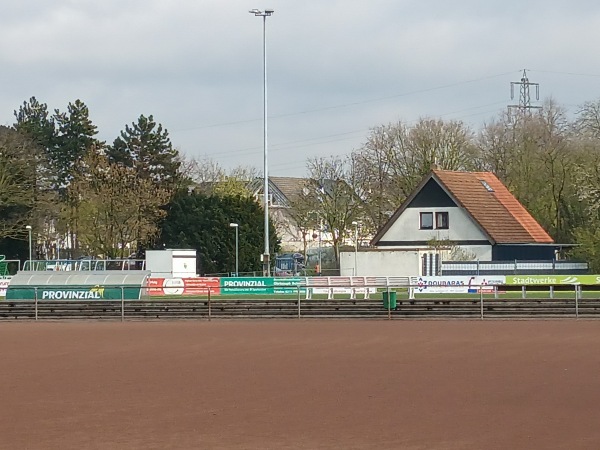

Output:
xmin=0 ymin=276 xmax=11 ymax=297
xmin=219 ymin=277 xmax=304 ymax=295
xmin=6 ymin=285 xmax=142 ymax=300
xmin=411 ymin=276 xmax=506 ymax=294
xmin=504 ymin=275 xmax=600 ymax=285
xmin=147 ymin=277 xmax=220 ymax=296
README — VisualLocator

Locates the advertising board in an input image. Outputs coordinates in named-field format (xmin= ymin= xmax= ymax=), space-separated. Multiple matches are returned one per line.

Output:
xmin=147 ymin=277 xmax=220 ymax=296
xmin=411 ymin=276 xmax=506 ymax=294
xmin=220 ymin=277 xmax=274 ymax=294
xmin=6 ymin=285 xmax=141 ymax=300
xmin=0 ymin=277 xmax=11 ymax=297
xmin=504 ymin=275 xmax=600 ymax=285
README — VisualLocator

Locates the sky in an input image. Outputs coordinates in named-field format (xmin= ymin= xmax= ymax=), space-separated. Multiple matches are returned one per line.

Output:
xmin=2 ymin=0 xmax=600 ymax=177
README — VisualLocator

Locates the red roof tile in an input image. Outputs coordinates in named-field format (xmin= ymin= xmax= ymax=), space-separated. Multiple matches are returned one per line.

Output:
xmin=433 ymin=170 xmax=553 ymax=244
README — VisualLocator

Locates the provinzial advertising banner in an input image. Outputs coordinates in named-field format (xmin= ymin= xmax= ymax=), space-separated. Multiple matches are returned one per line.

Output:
xmin=219 ymin=277 xmax=304 ymax=295
xmin=6 ymin=285 xmax=141 ymax=301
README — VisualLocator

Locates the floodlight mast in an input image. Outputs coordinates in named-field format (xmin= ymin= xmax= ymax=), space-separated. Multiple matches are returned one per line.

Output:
xmin=249 ymin=8 xmax=274 ymax=276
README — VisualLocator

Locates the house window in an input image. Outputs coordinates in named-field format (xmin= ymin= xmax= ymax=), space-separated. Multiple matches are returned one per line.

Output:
xmin=420 ymin=212 xmax=433 ymax=230
xmin=436 ymin=212 xmax=449 ymax=229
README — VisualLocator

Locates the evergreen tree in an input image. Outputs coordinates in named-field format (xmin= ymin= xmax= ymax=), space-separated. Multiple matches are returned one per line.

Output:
xmin=157 ymin=190 xmax=279 ymax=275
xmin=53 ymin=99 xmax=100 ymax=192
xmin=13 ymin=97 xmax=56 ymax=152
xmin=108 ymin=115 xmax=182 ymax=189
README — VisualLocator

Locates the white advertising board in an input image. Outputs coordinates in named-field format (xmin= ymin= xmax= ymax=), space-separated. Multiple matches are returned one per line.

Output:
xmin=0 ymin=277 xmax=12 ymax=297
xmin=410 ymin=276 xmax=506 ymax=294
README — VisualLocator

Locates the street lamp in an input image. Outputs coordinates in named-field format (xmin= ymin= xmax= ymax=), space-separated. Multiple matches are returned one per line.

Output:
xmin=229 ymin=223 xmax=239 ymax=277
xmin=25 ymin=225 xmax=32 ymax=270
xmin=352 ymin=221 xmax=359 ymax=276
xmin=249 ymin=8 xmax=274 ymax=276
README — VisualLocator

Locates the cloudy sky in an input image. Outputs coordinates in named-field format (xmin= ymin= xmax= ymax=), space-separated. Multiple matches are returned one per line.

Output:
xmin=2 ymin=0 xmax=600 ymax=176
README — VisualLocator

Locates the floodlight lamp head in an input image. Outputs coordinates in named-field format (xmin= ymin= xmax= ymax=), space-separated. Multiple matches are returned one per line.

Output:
xmin=249 ymin=8 xmax=274 ymax=16
xmin=26 ymin=225 xmax=32 ymax=230
xmin=229 ymin=223 xmax=239 ymax=228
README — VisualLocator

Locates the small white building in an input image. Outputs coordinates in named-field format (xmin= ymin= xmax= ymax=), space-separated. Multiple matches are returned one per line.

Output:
xmin=145 ymin=249 xmax=197 ymax=278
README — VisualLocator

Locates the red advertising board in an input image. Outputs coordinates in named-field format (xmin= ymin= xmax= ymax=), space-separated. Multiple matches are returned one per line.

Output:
xmin=147 ymin=277 xmax=220 ymax=296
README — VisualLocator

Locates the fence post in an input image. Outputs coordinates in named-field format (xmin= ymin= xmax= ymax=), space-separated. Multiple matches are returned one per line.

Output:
xmin=208 ymin=287 xmax=212 ymax=322
xmin=297 ymin=286 xmax=301 ymax=319
xmin=575 ymin=285 xmax=579 ymax=320
xmin=480 ymin=287 xmax=484 ymax=320
xmin=521 ymin=285 xmax=526 ymax=299
xmin=387 ymin=285 xmax=391 ymax=320
xmin=121 ymin=286 xmax=125 ymax=322
xmin=549 ymin=285 xmax=554 ymax=299
xmin=34 ymin=287 xmax=38 ymax=321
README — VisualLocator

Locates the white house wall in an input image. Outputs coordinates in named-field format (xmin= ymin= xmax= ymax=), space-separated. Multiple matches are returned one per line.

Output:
xmin=340 ymin=251 xmax=420 ymax=277
xmin=379 ymin=207 xmax=488 ymax=244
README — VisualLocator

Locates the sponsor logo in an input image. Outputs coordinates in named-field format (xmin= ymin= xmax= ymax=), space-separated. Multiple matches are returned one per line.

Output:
xmin=41 ymin=286 xmax=105 ymax=300
xmin=559 ymin=276 xmax=579 ymax=284
xmin=223 ymin=280 xmax=267 ymax=287
xmin=416 ymin=277 xmax=466 ymax=292
xmin=509 ymin=276 xmax=557 ymax=285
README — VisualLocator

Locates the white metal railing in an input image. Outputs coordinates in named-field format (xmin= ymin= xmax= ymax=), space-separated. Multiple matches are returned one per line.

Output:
xmin=22 ymin=259 xmax=146 ymax=272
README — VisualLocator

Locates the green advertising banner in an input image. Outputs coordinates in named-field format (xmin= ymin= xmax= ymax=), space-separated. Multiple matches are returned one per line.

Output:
xmin=219 ymin=277 xmax=304 ymax=295
xmin=220 ymin=277 xmax=275 ymax=294
xmin=504 ymin=275 xmax=600 ymax=286
xmin=6 ymin=285 xmax=142 ymax=300
xmin=273 ymin=277 xmax=303 ymax=294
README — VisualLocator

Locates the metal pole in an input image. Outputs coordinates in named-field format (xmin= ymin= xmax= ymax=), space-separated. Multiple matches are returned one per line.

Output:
xmin=249 ymin=9 xmax=273 ymax=276
xmin=235 ymin=226 xmax=239 ymax=277
xmin=121 ymin=286 xmax=124 ymax=322
xmin=208 ymin=287 xmax=212 ymax=321
xmin=575 ymin=285 xmax=579 ymax=320
xmin=353 ymin=222 xmax=358 ymax=276
xmin=34 ymin=287 xmax=38 ymax=321
xmin=480 ymin=287 xmax=484 ymax=320
xmin=387 ymin=285 xmax=391 ymax=320
xmin=263 ymin=13 xmax=269 ymax=277
xmin=297 ymin=286 xmax=301 ymax=319
xmin=318 ymin=224 xmax=322 ymax=275
xmin=26 ymin=225 xmax=32 ymax=267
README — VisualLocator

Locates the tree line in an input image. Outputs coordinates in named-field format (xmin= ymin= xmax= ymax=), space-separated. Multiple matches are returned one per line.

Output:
xmin=282 ymin=99 xmax=600 ymax=271
xmin=0 ymin=97 xmax=277 ymax=275
xmin=3 ymin=95 xmax=600 ymax=273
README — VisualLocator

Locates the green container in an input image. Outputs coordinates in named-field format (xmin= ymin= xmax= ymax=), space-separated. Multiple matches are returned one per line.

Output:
xmin=382 ymin=291 xmax=397 ymax=309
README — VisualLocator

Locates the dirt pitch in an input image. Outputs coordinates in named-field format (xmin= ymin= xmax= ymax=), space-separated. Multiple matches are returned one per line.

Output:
xmin=1 ymin=321 xmax=599 ymax=450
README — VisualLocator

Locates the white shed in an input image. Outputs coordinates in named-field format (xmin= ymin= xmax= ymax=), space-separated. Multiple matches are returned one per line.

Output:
xmin=146 ymin=249 xmax=197 ymax=278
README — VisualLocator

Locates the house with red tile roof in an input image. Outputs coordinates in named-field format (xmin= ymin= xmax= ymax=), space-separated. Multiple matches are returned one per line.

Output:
xmin=370 ymin=169 xmax=557 ymax=262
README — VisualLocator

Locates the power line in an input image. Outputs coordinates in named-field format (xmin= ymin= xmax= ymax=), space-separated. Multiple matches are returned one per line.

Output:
xmin=172 ymin=71 xmax=518 ymax=132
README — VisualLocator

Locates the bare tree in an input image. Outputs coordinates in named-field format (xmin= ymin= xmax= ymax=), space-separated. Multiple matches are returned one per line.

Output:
xmin=299 ymin=156 xmax=362 ymax=266
xmin=0 ymin=126 xmax=56 ymax=242
xmin=352 ymin=118 xmax=479 ymax=233
xmin=67 ymin=149 xmax=171 ymax=258
xmin=186 ymin=156 xmax=257 ymax=197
